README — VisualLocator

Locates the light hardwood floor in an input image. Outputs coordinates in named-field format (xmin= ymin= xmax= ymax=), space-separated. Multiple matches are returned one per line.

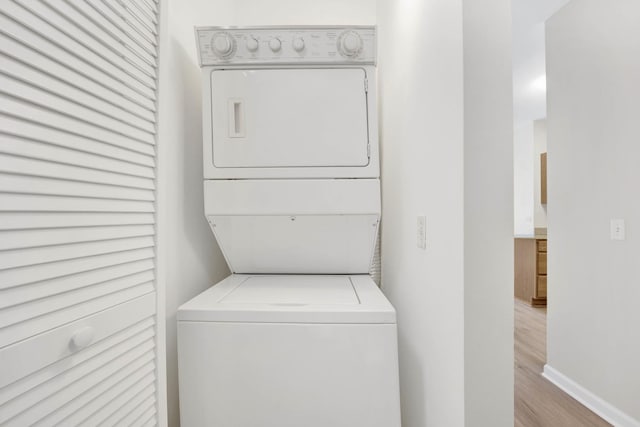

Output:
xmin=514 ymin=299 xmax=611 ymax=427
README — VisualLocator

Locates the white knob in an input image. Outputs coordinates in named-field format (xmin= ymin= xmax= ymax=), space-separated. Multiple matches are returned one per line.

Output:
xmin=246 ymin=36 xmax=259 ymax=52
xmin=339 ymin=31 xmax=363 ymax=57
xmin=70 ymin=326 xmax=95 ymax=350
xmin=269 ymin=38 xmax=282 ymax=52
xmin=292 ymin=37 xmax=305 ymax=52
xmin=211 ymin=32 xmax=235 ymax=58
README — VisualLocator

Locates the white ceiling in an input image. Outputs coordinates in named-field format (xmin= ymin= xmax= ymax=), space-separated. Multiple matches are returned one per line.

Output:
xmin=512 ymin=0 xmax=570 ymax=125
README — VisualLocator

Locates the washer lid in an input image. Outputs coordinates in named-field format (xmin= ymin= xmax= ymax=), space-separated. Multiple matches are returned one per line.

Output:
xmin=219 ymin=275 xmax=359 ymax=305
xmin=177 ymin=274 xmax=396 ymax=324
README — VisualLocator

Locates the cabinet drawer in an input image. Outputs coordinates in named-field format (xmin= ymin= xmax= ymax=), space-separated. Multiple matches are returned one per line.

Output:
xmin=537 ymin=252 xmax=547 ymax=275
xmin=0 ymin=293 xmax=156 ymax=425
xmin=536 ymin=275 xmax=547 ymax=298
xmin=537 ymin=239 xmax=547 ymax=252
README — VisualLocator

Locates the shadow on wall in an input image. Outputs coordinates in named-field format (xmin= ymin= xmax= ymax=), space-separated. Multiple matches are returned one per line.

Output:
xmin=165 ymin=37 xmax=230 ymax=427
xmin=398 ymin=330 xmax=426 ymax=427
xmin=177 ymin=40 xmax=213 ymax=250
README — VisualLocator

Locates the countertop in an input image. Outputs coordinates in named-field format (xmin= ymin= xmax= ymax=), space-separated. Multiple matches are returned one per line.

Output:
xmin=515 ymin=231 xmax=547 ymax=240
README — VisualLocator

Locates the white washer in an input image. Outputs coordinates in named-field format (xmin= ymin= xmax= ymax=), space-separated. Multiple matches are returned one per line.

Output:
xmin=179 ymin=26 xmax=400 ymax=426
xmin=178 ymin=275 xmax=400 ymax=427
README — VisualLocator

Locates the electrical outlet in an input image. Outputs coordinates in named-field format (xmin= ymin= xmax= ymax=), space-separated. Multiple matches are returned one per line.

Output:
xmin=417 ymin=216 xmax=426 ymax=249
xmin=610 ymin=219 xmax=625 ymax=241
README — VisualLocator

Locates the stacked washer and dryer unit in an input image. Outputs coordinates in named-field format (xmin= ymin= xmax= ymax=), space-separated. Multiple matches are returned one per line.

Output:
xmin=177 ymin=26 xmax=400 ymax=426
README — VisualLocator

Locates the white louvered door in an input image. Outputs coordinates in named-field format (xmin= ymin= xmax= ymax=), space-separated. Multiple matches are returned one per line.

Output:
xmin=0 ymin=0 xmax=163 ymax=425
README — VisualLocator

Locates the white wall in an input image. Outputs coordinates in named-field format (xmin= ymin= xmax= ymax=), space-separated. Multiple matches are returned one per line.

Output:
xmin=378 ymin=0 xmax=513 ymax=425
xmin=161 ymin=1 xmax=376 ymax=425
xmin=514 ymin=122 xmax=535 ymax=235
xmin=462 ymin=1 xmax=514 ymax=425
xmin=546 ymin=1 xmax=640 ymax=425
xmin=378 ymin=0 xmax=465 ymax=422
xmin=511 ymin=0 xmax=569 ymax=126
xmin=533 ymin=119 xmax=547 ymax=230
xmin=159 ymin=3 xmax=230 ymax=426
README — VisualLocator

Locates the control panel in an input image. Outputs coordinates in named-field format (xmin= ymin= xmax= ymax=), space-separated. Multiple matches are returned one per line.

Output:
xmin=195 ymin=26 xmax=376 ymax=66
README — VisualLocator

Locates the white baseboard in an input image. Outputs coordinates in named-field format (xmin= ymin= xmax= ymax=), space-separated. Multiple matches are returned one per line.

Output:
xmin=542 ymin=364 xmax=640 ymax=427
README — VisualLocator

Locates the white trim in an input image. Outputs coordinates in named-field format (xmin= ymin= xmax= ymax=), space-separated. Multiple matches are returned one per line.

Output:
xmin=153 ymin=0 xmax=168 ymax=425
xmin=543 ymin=364 xmax=640 ymax=427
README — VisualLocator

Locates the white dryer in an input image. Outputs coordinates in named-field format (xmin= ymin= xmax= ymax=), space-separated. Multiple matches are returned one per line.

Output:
xmin=178 ymin=26 xmax=400 ymax=427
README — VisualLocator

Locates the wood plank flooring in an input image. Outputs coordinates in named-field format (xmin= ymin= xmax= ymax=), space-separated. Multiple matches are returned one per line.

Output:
xmin=514 ymin=299 xmax=611 ymax=427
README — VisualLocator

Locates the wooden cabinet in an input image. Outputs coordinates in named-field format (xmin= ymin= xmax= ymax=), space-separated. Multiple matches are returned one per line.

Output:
xmin=533 ymin=239 xmax=548 ymax=305
xmin=514 ymin=236 xmax=548 ymax=306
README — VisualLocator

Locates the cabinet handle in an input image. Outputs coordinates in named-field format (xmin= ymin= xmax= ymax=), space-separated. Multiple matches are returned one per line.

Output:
xmin=70 ymin=326 xmax=95 ymax=350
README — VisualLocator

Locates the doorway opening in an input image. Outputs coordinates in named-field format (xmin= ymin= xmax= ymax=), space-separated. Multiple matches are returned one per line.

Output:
xmin=511 ymin=1 xmax=609 ymax=425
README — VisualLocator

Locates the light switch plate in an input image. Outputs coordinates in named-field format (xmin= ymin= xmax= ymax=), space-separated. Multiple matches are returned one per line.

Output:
xmin=610 ymin=219 xmax=625 ymax=240
xmin=417 ymin=216 xmax=426 ymax=249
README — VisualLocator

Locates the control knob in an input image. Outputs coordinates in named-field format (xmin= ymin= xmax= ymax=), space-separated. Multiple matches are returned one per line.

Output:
xmin=292 ymin=37 xmax=305 ymax=52
xmin=338 ymin=30 xmax=363 ymax=58
xmin=211 ymin=32 xmax=236 ymax=58
xmin=246 ymin=36 xmax=259 ymax=52
xmin=269 ymin=37 xmax=282 ymax=52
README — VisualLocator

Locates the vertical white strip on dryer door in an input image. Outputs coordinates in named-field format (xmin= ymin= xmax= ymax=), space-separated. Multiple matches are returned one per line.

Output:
xmin=0 ymin=0 xmax=162 ymax=426
xmin=228 ymin=99 xmax=246 ymax=138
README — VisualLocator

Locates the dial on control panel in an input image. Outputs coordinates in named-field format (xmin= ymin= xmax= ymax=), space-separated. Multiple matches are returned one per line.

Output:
xmin=338 ymin=30 xmax=363 ymax=58
xmin=211 ymin=32 xmax=236 ymax=58
xmin=246 ymin=36 xmax=259 ymax=52
xmin=292 ymin=37 xmax=305 ymax=52
xmin=269 ymin=38 xmax=282 ymax=52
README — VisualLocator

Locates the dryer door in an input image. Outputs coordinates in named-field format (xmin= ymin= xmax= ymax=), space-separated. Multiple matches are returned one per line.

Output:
xmin=210 ymin=68 xmax=369 ymax=168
